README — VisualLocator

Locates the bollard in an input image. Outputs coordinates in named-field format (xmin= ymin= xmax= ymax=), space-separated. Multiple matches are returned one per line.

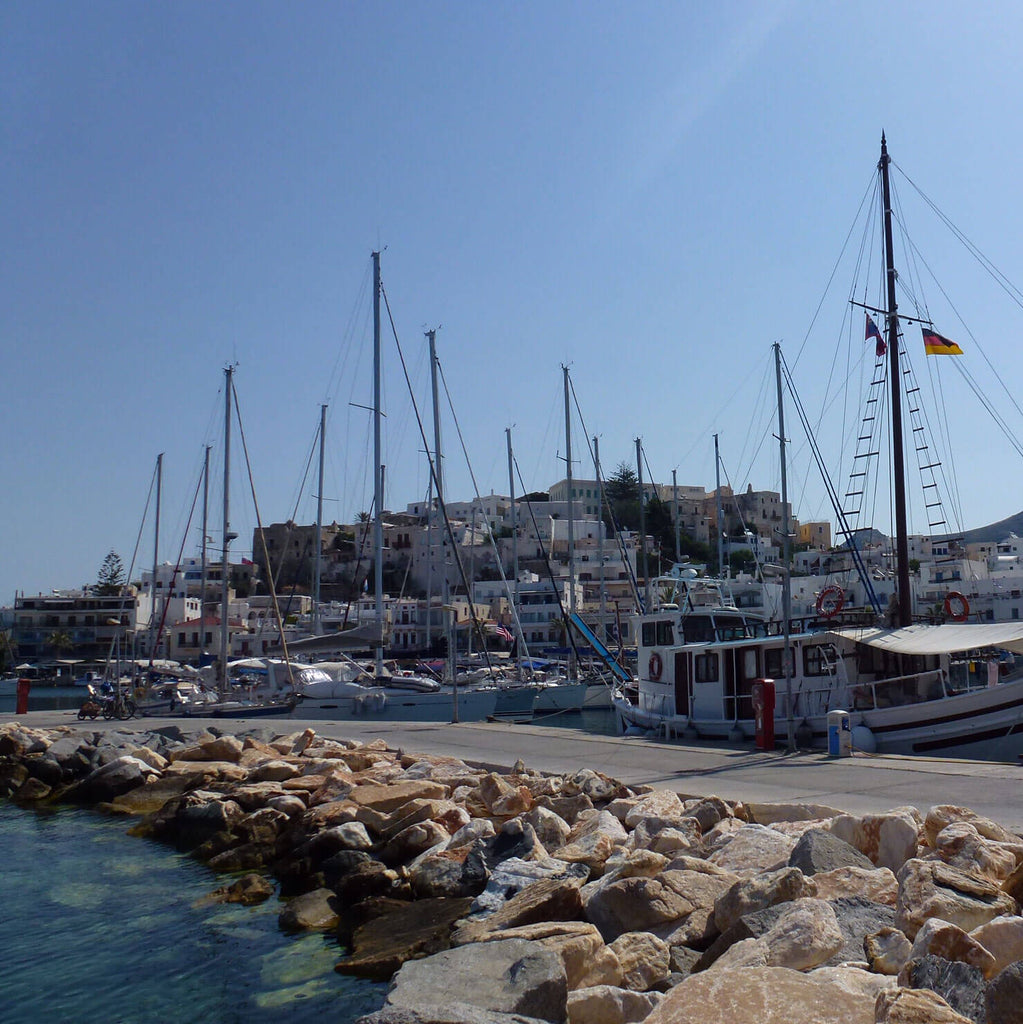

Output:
xmin=16 ymin=677 xmax=31 ymax=715
xmin=827 ymin=709 xmax=851 ymax=757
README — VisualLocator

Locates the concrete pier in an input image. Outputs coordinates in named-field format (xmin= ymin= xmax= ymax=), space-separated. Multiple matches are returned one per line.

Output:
xmin=8 ymin=709 xmax=1023 ymax=831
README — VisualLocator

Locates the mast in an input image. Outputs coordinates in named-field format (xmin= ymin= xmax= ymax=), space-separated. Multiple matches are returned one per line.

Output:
xmin=636 ymin=438 xmax=650 ymax=611
xmin=672 ymin=469 xmax=681 ymax=566
xmin=714 ymin=434 xmax=726 ymax=577
xmin=880 ymin=133 xmax=913 ymax=627
xmin=149 ymin=452 xmax=163 ymax=665
xmin=314 ymin=403 xmax=326 ymax=635
xmin=428 ymin=328 xmax=447 ymax=659
xmin=774 ymin=342 xmax=795 ymax=753
xmin=372 ymin=252 xmax=385 ymax=678
xmin=220 ymin=366 xmax=234 ymax=695
xmin=562 ymin=367 xmax=576 ymax=678
xmin=507 ymin=427 xmax=522 ymax=676
xmin=595 ymin=435 xmax=606 ymax=642
xmin=200 ymin=445 xmax=210 ymax=624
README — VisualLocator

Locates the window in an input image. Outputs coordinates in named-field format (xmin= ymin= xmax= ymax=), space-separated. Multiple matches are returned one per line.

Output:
xmin=656 ymin=621 xmax=675 ymax=645
xmin=694 ymin=653 xmax=719 ymax=683
xmin=803 ymin=644 xmax=836 ymax=677
xmin=642 ymin=622 xmax=656 ymax=646
xmin=764 ymin=647 xmax=794 ymax=678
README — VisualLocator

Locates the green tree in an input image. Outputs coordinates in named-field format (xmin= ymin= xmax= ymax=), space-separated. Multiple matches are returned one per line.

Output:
xmin=96 ymin=549 xmax=126 ymax=595
xmin=46 ymin=630 xmax=73 ymax=661
xmin=603 ymin=463 xmax=641 ymax=532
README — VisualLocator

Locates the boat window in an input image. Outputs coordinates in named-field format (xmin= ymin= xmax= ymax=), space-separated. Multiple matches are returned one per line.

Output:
xmin=803 ymin=644 xmax=837 ymax=677
xmin=764 ymin=647 xmax=794 ymax=678
xmin=656 ymin=621 xmax=674 ymax=645
xmin=681 ymin=616 xmax=715 ymax=643
xmin=694 ymin=653 xmax=719 ymax=683
xmin=642 ymin=622 xmax=656 ymax=646
xmin=714 ymin=615 xmax=749 ymax=640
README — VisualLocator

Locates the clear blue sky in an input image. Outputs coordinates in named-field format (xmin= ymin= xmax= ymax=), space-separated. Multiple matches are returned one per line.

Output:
xmin=4 ymin=1 xmax=1023 ymax=600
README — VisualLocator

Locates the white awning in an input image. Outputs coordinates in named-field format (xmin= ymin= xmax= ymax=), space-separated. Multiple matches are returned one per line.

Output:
xmin=828 ymin=623 xmax=1023 ymax=656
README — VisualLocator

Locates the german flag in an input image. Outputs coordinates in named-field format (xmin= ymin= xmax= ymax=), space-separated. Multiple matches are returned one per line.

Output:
xmin=922 ymin=328 xmax=963 ymax=356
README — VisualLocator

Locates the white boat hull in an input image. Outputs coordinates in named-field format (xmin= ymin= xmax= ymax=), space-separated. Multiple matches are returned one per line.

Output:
xmin=294 ymin=686 xmax=501 ymax=723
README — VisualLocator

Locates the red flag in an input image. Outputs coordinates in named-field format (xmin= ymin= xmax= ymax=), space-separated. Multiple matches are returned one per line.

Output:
xmin=865 ymin=314 xmax=886 ymax=358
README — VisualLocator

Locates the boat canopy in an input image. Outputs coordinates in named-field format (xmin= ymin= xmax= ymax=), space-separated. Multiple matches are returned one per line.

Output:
xmin=829 ymin=623 xmax=1023 ymax=656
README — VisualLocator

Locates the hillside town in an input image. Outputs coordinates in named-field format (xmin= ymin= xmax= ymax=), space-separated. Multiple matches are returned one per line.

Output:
xmin=4 ymin=468 xmax=1023 ymax=682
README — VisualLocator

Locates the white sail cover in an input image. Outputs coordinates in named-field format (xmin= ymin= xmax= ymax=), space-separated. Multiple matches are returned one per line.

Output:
xmin=829 ymin=623 xmax=1023 ymax=655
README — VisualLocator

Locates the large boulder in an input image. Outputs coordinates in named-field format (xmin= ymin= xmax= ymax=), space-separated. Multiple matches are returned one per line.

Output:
xmin=986 ymin=961 xmax=1023 ymax=1024
xmin=385 ymin=938 xmax=567 ymax=1024
xmin=830 ymin=809 xmax=921 ymax=873
xmin=566 ymin=985 xmax=662 ymax=1024
xmin=897 ymin=955 xmax=986 ymax=1023
xmin=874 ymin=987 xmax=975 ymax=1023
xmin=706 ymin=824 xmax=794 ymax=877
xmin=713 ymin=866 xmax=815 ymax=933
xmin=278 ymin=887 xmax=341 ymax=931
xmin=606 ymin=932 xmax=670 ymax=992
xmin=970 ymin=916 xmax=1023 ymax=976
xmin=788 ymin=829 xmax=874 ymax=875
xmin=909 ymin=917 xmax=998 ymax=978
xmin=67 ymin=755 xmax=155 ymax=804
xmin=452 ymin=876 xmax=584 ymax=945
xmin=410 ymin=846 xmax=490 ymax=900
xmin=470 ymin=857 xmax=588 ymax=920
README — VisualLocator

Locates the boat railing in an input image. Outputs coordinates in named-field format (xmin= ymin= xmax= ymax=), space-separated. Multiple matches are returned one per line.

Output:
xmin=847 ymin=669 xmax=947 ymax=711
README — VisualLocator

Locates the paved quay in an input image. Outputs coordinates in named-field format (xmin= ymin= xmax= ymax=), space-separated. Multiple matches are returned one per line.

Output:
xmin=8 ymin=708 xmax=1023 ymax=832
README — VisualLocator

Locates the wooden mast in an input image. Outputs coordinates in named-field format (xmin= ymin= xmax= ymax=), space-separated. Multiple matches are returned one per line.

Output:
xmin=880 ymin=133 xmax=913 ymax=627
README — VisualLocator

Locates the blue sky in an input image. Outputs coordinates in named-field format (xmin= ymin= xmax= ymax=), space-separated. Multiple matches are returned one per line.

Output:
xmin=4 ymin=1 xmax=1023 ymax=599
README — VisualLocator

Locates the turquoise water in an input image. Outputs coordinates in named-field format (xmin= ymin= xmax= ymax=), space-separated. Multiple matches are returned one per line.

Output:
xmin=0 ymin=804 xmax=387 ymax=1024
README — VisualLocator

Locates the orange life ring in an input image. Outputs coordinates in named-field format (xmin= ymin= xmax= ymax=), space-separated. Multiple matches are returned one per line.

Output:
xmin=648 ymin=652 xmax=663 ymax=681
xmin=944 ymin=591 xmax=969 ymax=622
xmin=816 ymin=585 xmax=845 ymax=619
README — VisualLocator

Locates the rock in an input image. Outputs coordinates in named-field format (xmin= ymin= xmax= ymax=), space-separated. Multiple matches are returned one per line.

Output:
xmin=743 ymin=801 xmax=844 ymax=825
xmin=470 ymin=857 xmax=589 ymax=919
xmin=897 ymin=955 xmax=986 ymax=1023
xmin=0 ymin=760 xmax=29 ymax=796
xmin=643 ymin=964 xmax=886 ymax=1023
xmin=266 ymin=793 xmax=307 ymax=818
xmin=789 ymin=828 xmax=875 ymax=875
xmin=874 ymin=987 xmax=975 ymax=1023
xmin=356 ymin=1005 xmax=550 ymax=1023
xmin=535 ymin=793 xmax=595 ymax=827
xmin=380 ymin=821 xmax=451 ymax=866
xmin=349 ymin=780 xmax=448 ymax=814
xmin=626 ymin=817 xmax=702 ymax=857
xmin=485 ymin=821 xmax=549 ymax=870
xmin=924 ymin=805 xmax=1020 ymax=847
xmin=45 ymin=735 xmax=95 ymax=775
xmin=385 ymin=938 xmax=567 ymax=1023
xmin=335 ymin=896 xmax=475 ymax=979
xmin=67 ymin=755 xmax=153 ymax=803
xmin=713 ymin=866 xmax=815 ymax=933
xmin=149 ymin=790 xmax=245 ymax=851
xmin=246 ymin=759 xmax=302 ymax=783
xmin=452 ymin=876 xmax=584 ymax=945
xmin=607 ymin=932 xmax=670 ymax=992
xmin=909 ymin=917 xmax=998 ymax=978
xmin=520 ymin=807 xmax=571 ymax=851
xmin=203 ymin=873 xmax=274 ymax=905
xmin=970 ymin=915 xmax=1023 ymax=976
xmin=682 ymin=796 xmax=733 ymax=833
xmin=410 ymin=847 xmax=490 ymax=900
xmin=278 ymin=887 xmax=341 ymax=931
xmin=986 ymin=961 xmax=1023 ymax=1024
xmin=824 ymin=896 xmax=896 ymax=967
xmin=448 ymin=818 xmax=498 ymax=850
xmin=830 ymin=809 xmax=921 ymax=873
xmin=811 ymin=865 xmax=899 ymax=907
xmin=333 ymin=860 xmax=409 ymax=906
xmin=14 ymin=776 xmax=52 ymax=802
xmin=896 ymin=858 xmax=1017 ymax=939
xmin=865 ymin=927 xmax=913 ymax=975
xmin=566 ymin=985 xmax=662 ymax=1024
xmin=617 ymin=789 xmax=685 ymax=829
xmin=170 ymin=735 xmax=244 ymax=763
xmin=552 ymin=811 xmax=628 ymax=872
xmin=706 ymin=823 xmax=795 ymax=877
xmin=112 ymin=775 xmax=195 ymax=817
xmin=562 ymin=769 xmax=621 ymax=804
xmin=931 ymin=821 xmax=1021 ymax=882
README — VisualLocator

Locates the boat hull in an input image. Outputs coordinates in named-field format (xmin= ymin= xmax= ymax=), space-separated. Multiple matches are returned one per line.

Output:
xmin=293 ymin=686 xmax=500 ymax=723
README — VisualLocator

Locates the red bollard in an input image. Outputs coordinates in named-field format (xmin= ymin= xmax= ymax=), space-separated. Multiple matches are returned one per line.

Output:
xmin=751 ymin=678 xmax=776 ymax=750
xmin=16 ymin=678 xmax=31 ymax=715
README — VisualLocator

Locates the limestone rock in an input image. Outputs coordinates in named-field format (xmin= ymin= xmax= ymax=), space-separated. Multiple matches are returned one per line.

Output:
xmin=682 ymin=796 xmax=733 ymax=832
xmin=552 ymin=810 xmax=628 ymax=872
xmin=566 ymin=985 xmax=662 ymax=1024
xmin=246 ymin=759 xmax=302 ymax=783
xmin=811 ymin=865 xmax=899 ymax=907
xmin=931 ymin=821 xmax=1021 ymax=882
xmin=969 ymin=915 xmax=1023 ymax=976
xmin=535 ymin=793 xmax=595 ymax=827
xmin=744 ymin=801 xmax=844 ymax=825
xmin=706 ymin=823 xmax=795 ymax=877
xmin=410 ymin=847 xmax=490 ymax=900
xmin=644 ymin=964 xmax=884 ymax=1023
xmin=864 ymin=927 xmax=913 ymax=975
xmin=470 ymin=857 xmax=588 ymax=919
xmin=380 ymin=820 xmax=450 ymax=866
xmin=830 ymin=809 xmax=921 ymax=873
xmin=385 ymin=938 xmax=567 ymax=1024
xmin=349 ymin=780 xmax=448 ymax=814
xmin=909 ymin=917 xmax=998 ymax=978
xmin=626 ymin=818 xmax=702 ymax=857
xmin=520 ymin=807 xmax=571 ymax=851
xmin=336 ymin=896 xmax=475 ymax=979
xmin=618 ymin=789 xmax=685 ymax=829
xmin=485 ymin=820 xmax=548 ymax=868
xmin=713 ymin=865 xmax=815 ymax=933
xmin=68 ymin=755 xmax=154 ymax=803
xmin=924 ymin=804 xmax=1019 ymax=847
xmin=874 ymin=987 xmax=974 ymax=1023
xmin=896 ymin=858 xmax=1017 ymax=939
xmin=170 ymin=735 xmax=244 ymax=763
xmin=606 ymin=931 xmax=670 ymax=992
xmin=562 ymin=768 xmax=621 ymax=804
xmin=278 ymin=887 xmax=340 ymax=931
xmin=357 ymin=1004 xmax=550 ymax=1023
xmin=452 ymin=876 xmax=584 ymax=945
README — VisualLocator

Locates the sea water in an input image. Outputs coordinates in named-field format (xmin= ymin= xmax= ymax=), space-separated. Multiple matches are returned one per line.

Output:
xmin=0 ymin=804 xmax=387 ymax=1024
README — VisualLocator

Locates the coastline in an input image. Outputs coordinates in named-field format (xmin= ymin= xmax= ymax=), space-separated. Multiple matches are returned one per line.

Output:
xmin=4 ymin=713 xmax=1023 ymax=1022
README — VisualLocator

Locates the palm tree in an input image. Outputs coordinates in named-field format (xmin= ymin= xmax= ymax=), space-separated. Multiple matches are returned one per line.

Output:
xmin=46 ymin=630 xmax=73 ymax=677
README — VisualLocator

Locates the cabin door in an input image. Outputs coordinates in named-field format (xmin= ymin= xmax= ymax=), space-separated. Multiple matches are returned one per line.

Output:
xmin=674 ymin=652 xmax=691 ymax=718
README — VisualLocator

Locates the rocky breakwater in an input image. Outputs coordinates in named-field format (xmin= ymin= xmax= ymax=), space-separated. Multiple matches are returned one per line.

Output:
xmin=4 ymin=720 xmax=1023 ymax=1024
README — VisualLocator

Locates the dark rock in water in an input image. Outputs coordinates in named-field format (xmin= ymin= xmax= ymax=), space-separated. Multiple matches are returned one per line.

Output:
xmin=322 ymin=849 xmax=374 ymax=890
xmin=14 ymin=776 xmax=52 ymax=803
xmin=207 ymin=840 xmax=275 ymax=872
xmin=278 ymin=887 xmax=341 ymax=931
xmin=385 ymin=938 xmax=567 ymax=1024
xmin=410 ymin=846 xmax=489 ymax=900
xmin=149 ymin=790 xmax=245 ymax=851
xmin=357 ymin=1005 xmax=550 ymax=1024
xmin=0 ymin=761 xmax=29 ymax=797
xmin=788 ymin=828 xmax=874 ymax=876
xmin=823 ymin=895 xmax=896 ymax=966
xmin=43 ymin=736 xmax=94 ymax=777
xmin=203 ymin=873 xmax=274 ymax=906
xmin=986 ymin=960 xmax=1023 ymax=1024
xmin=900 ymin=954 xmax=986 ymax=1023
xmin=24 ymin=754 xmax=64 ymax=787
xmin=67 ymin=756 xmax=149 ymax=804
xmin=333 ymin=860 xmax=410 ymax=906
xmin=336 ymin=895 xmax=475 ymax=980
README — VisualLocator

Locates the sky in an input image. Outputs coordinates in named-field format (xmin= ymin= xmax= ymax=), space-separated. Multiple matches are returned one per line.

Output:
xmin=5 ymin=1 xmax=1023 ymax=600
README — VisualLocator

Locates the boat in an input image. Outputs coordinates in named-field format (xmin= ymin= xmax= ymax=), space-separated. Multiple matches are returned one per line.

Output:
xmin=615 ymin=135 xmax=1023 ymax=759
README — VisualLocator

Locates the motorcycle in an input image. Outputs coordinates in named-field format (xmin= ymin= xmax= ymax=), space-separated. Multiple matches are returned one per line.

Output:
xmin=77 ymin=684 xmax=103 ymax=720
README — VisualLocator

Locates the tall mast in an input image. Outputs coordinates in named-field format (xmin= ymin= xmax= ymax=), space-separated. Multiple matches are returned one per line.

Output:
xmin=636 ymin=438 xmax=650 ymax=611
xmin=880 ymin=133 xmax=912 ymax=627
xmin=428 ymin=329 xmax=447 ymax=655
xmin=595 ymin=435 xmax=606 ymax=641
xmin=372 ymin=252 xmax=385 ymax=678
xmin=774 ymin=343 xmax=795 ymax=753
xmin=672 ymin=469 xmax=681 ymax=565
xmin=562 ymin=367 xmax=576 ymax=678
xmin=314 ymin=403 xmax=326 ymax=635
xmin=149 ymin=452 xmax=162 ymax=665
xmin=714 ymin=433 xmax=725 ymax=577
xmin=507 ymin=427 xmax=522 ymax=676
xmin=200 ymin=444 xmax=210 ymax=622
xmin=221 ymin=366 xmax=234 ymax=695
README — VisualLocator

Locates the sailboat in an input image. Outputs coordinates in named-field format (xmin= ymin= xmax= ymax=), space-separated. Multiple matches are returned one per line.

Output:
xmin=615 ymin=135 xmax=1023 ymax=759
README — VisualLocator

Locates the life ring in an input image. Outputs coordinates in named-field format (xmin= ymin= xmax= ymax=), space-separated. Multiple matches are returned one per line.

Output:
xmin=944 ymin=591 xmax=969 ymax=622
xmin=648 ymin=652 xmax=663 ymax=681
xmin=816 ymin=585 xmax=845 ymax=619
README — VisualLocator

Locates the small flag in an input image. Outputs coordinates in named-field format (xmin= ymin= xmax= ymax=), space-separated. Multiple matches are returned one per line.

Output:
xmin=865 ymin=314 xmax=886 ymax=358
xmin=922 ymin=328 xmax=963 ymax=356
xmin=489 ymin=623 xmax=514 ymax=643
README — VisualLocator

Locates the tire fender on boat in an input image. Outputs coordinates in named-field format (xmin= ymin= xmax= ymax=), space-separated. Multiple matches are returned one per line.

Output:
xmin=648 ymin=652 xmax=663 ymax=681
xmin=944 ymin=591 xmax=970 ymax=621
